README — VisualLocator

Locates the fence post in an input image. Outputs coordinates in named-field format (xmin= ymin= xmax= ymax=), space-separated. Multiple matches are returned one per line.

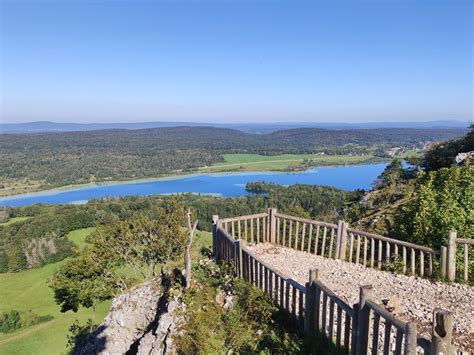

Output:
xmin=268 ymin=208 xmax=277 ymax=244
xmin=404 ymin=322 xmax=417 ymax=355
xmin=212 ymin=215 xmax=219 ymax=258
xmin=336 ymin=220 xmax=343 ymax=258
xmin=236 ymin=239 xmax=243 ymax=278
xmin=431 ymin=309 xmax=454 ymax=355
xmin=446 ymin=231 xmax=457 ymax=282
xmin=356 ymin=285 xmax=373 ymax=355
xmin=351 ymin=303 xmax=359 ymax=355
xmin=440 ymin=246 xmax=447 ymax=279
xmin=305 ymin=268 xmax=319 ymax=334
xmin=339 ymin=221 xmax=348 ymax=261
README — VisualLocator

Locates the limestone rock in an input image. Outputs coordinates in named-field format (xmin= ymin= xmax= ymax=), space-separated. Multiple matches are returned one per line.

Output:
xmin=76 ymin=278 xmax=184 ymax=355
xmin=137 ymin=298 xmax=184 ymax=355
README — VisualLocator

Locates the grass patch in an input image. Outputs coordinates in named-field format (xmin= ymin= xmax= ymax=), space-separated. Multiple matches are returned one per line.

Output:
xmin=0 ymin=228 xmax=110 ymax=355
xmin=67 ymin=227 xmax=96 ymax=251
xmin=200 ymin=153 xmax=375 ymax=172
xmin=395 ymin=150 xmax=422 ymax=158
xmin=0 ymin=217 xmax=32 ymax=226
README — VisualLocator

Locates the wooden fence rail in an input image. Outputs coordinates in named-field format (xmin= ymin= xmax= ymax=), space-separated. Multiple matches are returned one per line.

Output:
xmin=216 ymin=209 xmax=473 ymax=284
xmin=212 ymin=212 xmax=460 ymax=354
xmin=456 ymin=237 xmax=474 ymax=282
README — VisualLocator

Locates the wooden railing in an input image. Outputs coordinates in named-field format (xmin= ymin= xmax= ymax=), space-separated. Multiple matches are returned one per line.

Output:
xmin=275 ymin=213 xmax=340 ymax=258
xmin=220 ymin=212 xmax=269 ymax=244
xmin=213 ymin=219 xmax=457 ymax=354
xmin=456 ymin=237 xmax=474 ymax=282
xmin=215 ymin=209 xmax=473 ymax=284
xmin=343 ymin=228 xmax=440 ymax=278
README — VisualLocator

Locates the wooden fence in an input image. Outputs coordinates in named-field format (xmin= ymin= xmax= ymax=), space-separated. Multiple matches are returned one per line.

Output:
xmin=212 ymin=211 xmax=461 ymax=355
xmin=217 ymin=209 xmax=472 ymax=283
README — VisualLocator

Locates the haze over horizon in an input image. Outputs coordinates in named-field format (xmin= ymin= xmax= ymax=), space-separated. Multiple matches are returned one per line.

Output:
xmin=1 ymin=0 xmax=472 ymax=124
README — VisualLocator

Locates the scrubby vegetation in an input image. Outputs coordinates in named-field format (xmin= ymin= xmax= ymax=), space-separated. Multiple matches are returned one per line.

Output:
xmin=174 ymin=260 xmax=327 ymax=354
xmin=345 ymin=126 xmax=473 ymax=281
xmin=393 ymin=167 xmax=473 ymax=248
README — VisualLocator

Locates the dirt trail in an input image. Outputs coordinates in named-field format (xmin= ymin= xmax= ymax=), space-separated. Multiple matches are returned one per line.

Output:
xmin=0 ymin=319 xmax=57 ymax=345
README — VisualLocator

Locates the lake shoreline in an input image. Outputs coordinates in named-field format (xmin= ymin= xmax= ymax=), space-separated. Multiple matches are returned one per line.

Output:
xmin=0 ymin=159 xmax=387 ymax=203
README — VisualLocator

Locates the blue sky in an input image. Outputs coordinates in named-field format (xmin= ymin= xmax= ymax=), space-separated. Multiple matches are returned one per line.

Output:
xmin=0 ymin=0 xmax=472 ymax=123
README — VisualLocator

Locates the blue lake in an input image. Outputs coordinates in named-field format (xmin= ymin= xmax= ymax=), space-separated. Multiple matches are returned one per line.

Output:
xmin=0 ymin=164 xmax=387 ymax=207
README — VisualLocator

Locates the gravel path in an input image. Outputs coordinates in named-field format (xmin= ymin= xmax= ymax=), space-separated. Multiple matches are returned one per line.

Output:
xmin=248 ymin=243 xmax=474 ymax=352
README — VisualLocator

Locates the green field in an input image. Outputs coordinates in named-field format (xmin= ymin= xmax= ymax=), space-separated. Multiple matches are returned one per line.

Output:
xmin=199 ymin=153 xmax=376 ymax=172
xmin=0 ymin=227 xmax=111 ymax=355
xmin=0 ymin=217 xmax=32 ymax=226
xmin=0 ymin=228 xmax=212 ymax=355
xmin=67 ymin=227 xmax=95 ymax=251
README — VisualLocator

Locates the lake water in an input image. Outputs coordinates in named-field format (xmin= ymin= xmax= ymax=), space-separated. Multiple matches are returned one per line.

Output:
xmin=0 ymin=164 xmax=387 ymax=207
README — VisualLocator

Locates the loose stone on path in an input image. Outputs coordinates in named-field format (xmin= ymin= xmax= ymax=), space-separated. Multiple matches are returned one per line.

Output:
xmin=248 ymin=243 xmax=474 ymax=352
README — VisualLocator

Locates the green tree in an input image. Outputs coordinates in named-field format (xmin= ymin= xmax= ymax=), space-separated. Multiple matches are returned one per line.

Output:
xmin=91 ymin=199 xmax=186 ymax=279
xmin=393 ymin=167 xmax=473 ymax=248
xmin=7 ymin=248 xmax=27 ymax=272
xmin=49 ymin=251 xmax=118 ymax=331
xmin=0 ymin=253 xmax=8 ymax=272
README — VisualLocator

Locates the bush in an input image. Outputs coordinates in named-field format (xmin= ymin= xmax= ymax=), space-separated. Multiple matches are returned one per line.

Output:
xmin=175 ymin=260 xmax=306 ymax=353
xmin=0 ymin=310 xmax=53 ymax=333
xmin=0 ymin=311 xmax=21 ymax=333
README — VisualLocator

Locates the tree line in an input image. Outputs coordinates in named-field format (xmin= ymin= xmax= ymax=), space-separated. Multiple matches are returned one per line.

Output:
xmin=0 ymin=182 xmax=353 ymax=273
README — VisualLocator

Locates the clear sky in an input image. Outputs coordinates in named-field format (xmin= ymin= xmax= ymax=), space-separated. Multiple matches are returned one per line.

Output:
xmin=0 ymin=0 xmax=472 ymax=123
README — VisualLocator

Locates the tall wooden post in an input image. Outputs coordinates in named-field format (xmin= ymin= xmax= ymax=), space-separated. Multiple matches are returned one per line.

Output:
xmin=268 ymin=208 xmax=277 ymax=244
xmin=356 ymin=285 xmax=373 ymax=355
xmin=336 ymin=220 xmax=343 ymax=259
xmin=339 ymin=221 xmax=348 ymax=261
xmin=236 ymin=239 xmax=243 ymax=278
xmin=212 ymin=215 xmax=219 ymax=259
xmin=431 ymin=309 xmax=454 ymax=355
xmin=305 ymin=268 xmax=319 ymax=334
xmin=351 ymin=303 xmax=359 ymax=355
xmin=446 ymin=231 xmax=457 ymax=282
xmin=404 ymin=322 xmax=417 ymax=355
xmin=440 ymin=246 xmax=447 ymax=279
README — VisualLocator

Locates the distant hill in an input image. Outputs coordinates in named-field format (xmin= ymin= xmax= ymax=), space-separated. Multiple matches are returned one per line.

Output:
xmin=0 ymin=126 xmax=468 ymax=153
xmin=0 ymin=120 xmax=470 ymax=134
xmin=0 ymin=126 xmax=467 ymax=194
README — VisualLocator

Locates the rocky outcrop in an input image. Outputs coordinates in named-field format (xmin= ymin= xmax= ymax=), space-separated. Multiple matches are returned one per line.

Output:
xmin=454 ymin=151 xmax=473 ymax=166
xmin=23 ymin=237 xmax=57 ymax=267
xmin=76 ymin=278 xmax=184 ymax=355
xmin=136 ymin=297 xmax=183 ymax=355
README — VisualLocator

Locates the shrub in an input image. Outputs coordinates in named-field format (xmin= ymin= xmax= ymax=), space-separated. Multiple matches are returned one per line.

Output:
xmin=0 ymin=311 xmax=21 ymax=333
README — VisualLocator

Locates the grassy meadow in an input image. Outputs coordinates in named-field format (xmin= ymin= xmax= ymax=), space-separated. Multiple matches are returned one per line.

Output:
xmin=0 ymin=227 xmax=111 ymax=355
xmin=199 ymin=153 xmax=376 ymax=172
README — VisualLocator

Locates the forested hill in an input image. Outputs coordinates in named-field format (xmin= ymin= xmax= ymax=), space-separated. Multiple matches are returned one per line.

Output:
xmin=1 ymin=126 xmax=466 ymax=154
xmin=0 ymin=126 xmax=466 ymax=193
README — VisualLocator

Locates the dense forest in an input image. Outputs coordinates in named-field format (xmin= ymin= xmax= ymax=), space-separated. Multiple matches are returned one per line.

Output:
xmin=0 ymin=126 xmax=466 ymax=191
